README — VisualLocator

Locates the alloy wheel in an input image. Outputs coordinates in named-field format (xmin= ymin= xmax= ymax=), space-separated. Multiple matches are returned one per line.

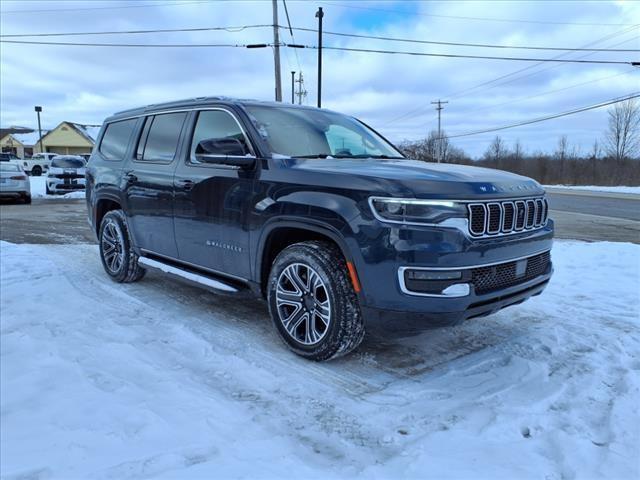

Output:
xmin=275 ymin=263 xmax=331 ymax=345
xmin=101 ymin=220 xmax=124 ymax=274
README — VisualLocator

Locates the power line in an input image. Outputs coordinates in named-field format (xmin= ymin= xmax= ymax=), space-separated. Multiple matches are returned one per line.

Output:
xmin=281 ymin=0 xmax=302 ymax=72
xmin=299 ymin=44 xmax=634 ymax=65
xmin=315 ymin=1 xmax=637 ymax=27
xmin=4 ymin=24 xmax=637 ymax=54
xmin=446 ymin=30 xmax=639 ymax=100
xmin=0 ymin=25 xmax=272 ymax=38
xmin=5 ymin=38 xmax=633 ymax=65
xmin=383 ymin=25 xmax=638 ymax=126
xmin=287 ymin=27 xmax=640 ymax=53
xmin=1 ymin=0 xmax=208 ymax=14
xmin=0 ymin=40 xmax=262 ymax=48
xmin=444 ymin=93 xmax=640 ymax=139
xmin=463 ymin=69 xmax=639 ymax=116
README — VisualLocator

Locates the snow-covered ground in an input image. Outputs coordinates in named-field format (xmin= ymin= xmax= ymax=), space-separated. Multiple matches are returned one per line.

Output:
xmin=545 ymin=185 xmax=640 ymax=195
xmin=1 ymin=240 xmax=639 ymax=479
xmin=29 ymin=176 xmax=85 ymax=199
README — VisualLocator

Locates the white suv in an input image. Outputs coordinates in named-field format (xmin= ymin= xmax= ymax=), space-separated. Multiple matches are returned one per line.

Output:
xmin=46 ymin=155 xmax=86 ymax=194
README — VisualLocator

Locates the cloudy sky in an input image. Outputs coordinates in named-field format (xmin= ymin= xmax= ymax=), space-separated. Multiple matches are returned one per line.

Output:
xmin=1 ymin=0 xmax=638 ymax=157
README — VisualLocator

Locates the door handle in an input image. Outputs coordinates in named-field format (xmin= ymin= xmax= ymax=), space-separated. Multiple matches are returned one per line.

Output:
xmin=177 ymin=179 xmax=195 ymax=191
xmin=124 ymin=171 xmax=138 ymax=183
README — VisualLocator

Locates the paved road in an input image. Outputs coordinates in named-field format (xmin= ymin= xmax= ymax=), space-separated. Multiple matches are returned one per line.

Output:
xmin=546 ymin=188 xmax=640 ymax=221
xmin=1 ymin=192 xmax=638 ymax=245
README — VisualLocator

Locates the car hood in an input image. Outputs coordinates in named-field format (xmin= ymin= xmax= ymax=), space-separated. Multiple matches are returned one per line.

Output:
xmin=284 ymin=157 xmax=544 ymax=198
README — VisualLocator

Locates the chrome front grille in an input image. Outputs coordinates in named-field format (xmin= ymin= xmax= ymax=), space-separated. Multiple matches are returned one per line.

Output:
xmin=467 ymin=197 xmax=548 ymax=237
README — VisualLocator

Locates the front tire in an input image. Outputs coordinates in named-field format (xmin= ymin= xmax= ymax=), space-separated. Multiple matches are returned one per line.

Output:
xmin=31 ymin=166 xmax=42 ymax=176
xmin=267 ymin=241 xmax=364 ymax=361
xmin=99 ymin=210 xmax=145 ymax=283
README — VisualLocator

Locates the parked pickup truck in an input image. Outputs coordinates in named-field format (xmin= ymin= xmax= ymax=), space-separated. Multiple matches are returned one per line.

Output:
xmin=22 ymin=152 xmax=57 ymax=176
xmin=86 ymin=97 xmax=553 ymax=361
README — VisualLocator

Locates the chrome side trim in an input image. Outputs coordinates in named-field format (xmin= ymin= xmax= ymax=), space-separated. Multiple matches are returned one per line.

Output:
xmin=139 ymin=248 xmax=249 ymax=282
xmin=138 ymin=257 xmax=238 ymax=292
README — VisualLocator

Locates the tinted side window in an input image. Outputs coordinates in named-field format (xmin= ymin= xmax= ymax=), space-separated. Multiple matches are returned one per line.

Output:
xmin=139 ymin=112 xmax=187 ymax=162
xmin=189 ymin=110 xmax=249 ymax=163
xmin=99 ymin=119 xmax=137 ymax=161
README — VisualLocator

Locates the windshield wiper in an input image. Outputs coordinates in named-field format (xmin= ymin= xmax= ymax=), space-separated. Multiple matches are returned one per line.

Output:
xmin=295 ymin=154 xmax=332 ymax=159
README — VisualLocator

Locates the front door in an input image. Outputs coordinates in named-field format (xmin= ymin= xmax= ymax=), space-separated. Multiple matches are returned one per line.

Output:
xmin=173 ymin=108 xmax=256 ymax=279
xmin=123 ymin=112 xmax=188 ymax=258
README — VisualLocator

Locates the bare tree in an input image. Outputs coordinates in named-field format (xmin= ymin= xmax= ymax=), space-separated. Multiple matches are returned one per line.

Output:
xmin=605 ymin=99 xmax=640 ymax=161
xmin=555 ymin=135 xmax=569 ymax=161
xmin=513 ymin=139 xmax=524 ymax=162
xmin=484 ymin=136 xmax=508 ymax=165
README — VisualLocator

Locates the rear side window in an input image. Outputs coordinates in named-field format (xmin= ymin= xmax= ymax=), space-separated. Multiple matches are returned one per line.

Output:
xmin=99 ymin=119 xmax=137 ymax=161
xmin=137 ymin=112 xmax=187 ymax=162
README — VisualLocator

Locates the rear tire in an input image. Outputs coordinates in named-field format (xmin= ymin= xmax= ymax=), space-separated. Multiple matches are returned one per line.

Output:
xmin=23 ymin=195 xmax=31 ymax=204
xmin=99 ymin=209 xmax=145 ymax=283
xmin=267 ymin=241 xmax=364 ymax=361
xmin=31 ymin=166 xmax=42 ymax=176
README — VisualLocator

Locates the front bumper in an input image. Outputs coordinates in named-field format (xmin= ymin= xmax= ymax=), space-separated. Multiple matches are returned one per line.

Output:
xmin=349 ymin=217 xmax=554 ymax=326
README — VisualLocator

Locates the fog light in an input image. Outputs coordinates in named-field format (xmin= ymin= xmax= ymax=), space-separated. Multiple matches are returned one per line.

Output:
xmin=407 ymin=269 xmax=462 ymax=281
xmin=442 ymin=284 xmax=470 ymax=296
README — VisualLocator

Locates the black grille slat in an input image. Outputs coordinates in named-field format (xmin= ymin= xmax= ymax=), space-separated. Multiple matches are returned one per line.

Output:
xmin=502 ymin=203 xmax=515 ymax=232
xmin=526 ymin=200 xmax=536 ymax=228
xmin=487 ymin=204 xmax=501 ymax=233
xmin=535 ymin=199 xmax=544 ymax=225
xmin=469 ymin=204 xmax=486 ymax=236
xmin=514 ymin=201 xmax=526 ymax=230
xmin=472 ymin=251 xmax=551 ymax=295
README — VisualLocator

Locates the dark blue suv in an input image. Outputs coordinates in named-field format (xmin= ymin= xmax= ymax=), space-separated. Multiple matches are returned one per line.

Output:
xmin=86 ymin=97 xmax=553 ymax=361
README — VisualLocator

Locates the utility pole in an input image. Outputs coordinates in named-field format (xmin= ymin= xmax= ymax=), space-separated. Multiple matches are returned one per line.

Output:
xmin=430 ymin=99 xmax=448 ymax=163
xmin=34 ymin=106 xmax=43 ymax=153
xmin=291 ymin=71 xmax=295 ymax=104
xmin=315 ymin=7 xmax=324 ymax=108
xmin=295 ymin=72 xmax=307 ymax=105
xmin=272 ymin=0 xmax=282 ymax=102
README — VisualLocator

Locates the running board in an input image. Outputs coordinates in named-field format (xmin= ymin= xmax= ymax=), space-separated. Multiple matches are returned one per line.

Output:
xmin=138 ymin=256 xmax=239 ymax=293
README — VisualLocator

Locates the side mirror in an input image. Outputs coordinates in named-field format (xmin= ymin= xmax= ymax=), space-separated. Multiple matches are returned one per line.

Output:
xmin=195 ymin=138 xmax=255 ymax=168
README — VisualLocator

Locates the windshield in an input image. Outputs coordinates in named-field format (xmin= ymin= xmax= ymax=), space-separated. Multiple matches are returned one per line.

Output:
xmin=244 ymin=105 xmax=403 ymax=159
xmin=0 ymin=163 xmax=20 ymax=172
xmin=51 ymin=157 xmax=85 ymax=168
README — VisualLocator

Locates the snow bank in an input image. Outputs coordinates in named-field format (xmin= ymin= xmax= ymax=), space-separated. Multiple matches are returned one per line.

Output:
xmin=545 ymin=185 xmax=640 ymax=195
xmin=29 ymin=176 xmax=86 ymax=199
xmin=1 ymin=241 xmax=638 ymax=479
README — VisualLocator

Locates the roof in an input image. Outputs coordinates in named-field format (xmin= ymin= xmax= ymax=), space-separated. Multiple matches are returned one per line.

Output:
xmin=108 ymin=96 xmax=324 ymax=122
xmin=0 ymin=126 xmax=32 ymax=138
xmin=67 ymin=122 xmax=101 ymax=143
xmin=9 ymin=130 xmax=49 ymax=146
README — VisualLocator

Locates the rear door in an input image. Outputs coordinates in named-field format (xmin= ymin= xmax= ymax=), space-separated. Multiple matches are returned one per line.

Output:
xmin=123 ymin=112 xmax=188 ymax=258
xmin=173 ymin=108 xmax=257 ymax=279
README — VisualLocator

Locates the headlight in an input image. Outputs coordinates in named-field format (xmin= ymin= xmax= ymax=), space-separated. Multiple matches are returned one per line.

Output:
xmin=369 ymin=197 xmax=467 ymax=225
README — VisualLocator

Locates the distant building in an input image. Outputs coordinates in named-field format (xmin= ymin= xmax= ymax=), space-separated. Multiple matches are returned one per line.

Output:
xmin=0 ymin=121 xmax=101 ymax=158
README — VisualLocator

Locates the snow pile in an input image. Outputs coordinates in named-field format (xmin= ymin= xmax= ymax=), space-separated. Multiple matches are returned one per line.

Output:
xmin=29 ymin=176 xmax=85 ymax=199
xmin=545 ymin=185 xmax=640 ymax=195
xmin=1 ymin=241 xmax=639 ymax=479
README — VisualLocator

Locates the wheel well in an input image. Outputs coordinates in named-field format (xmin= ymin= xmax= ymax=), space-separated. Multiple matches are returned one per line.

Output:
xmin=260 ymin=227 xmax=344 ymax=296
xmin=95 ymin=199 xmax=121 ymax=234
